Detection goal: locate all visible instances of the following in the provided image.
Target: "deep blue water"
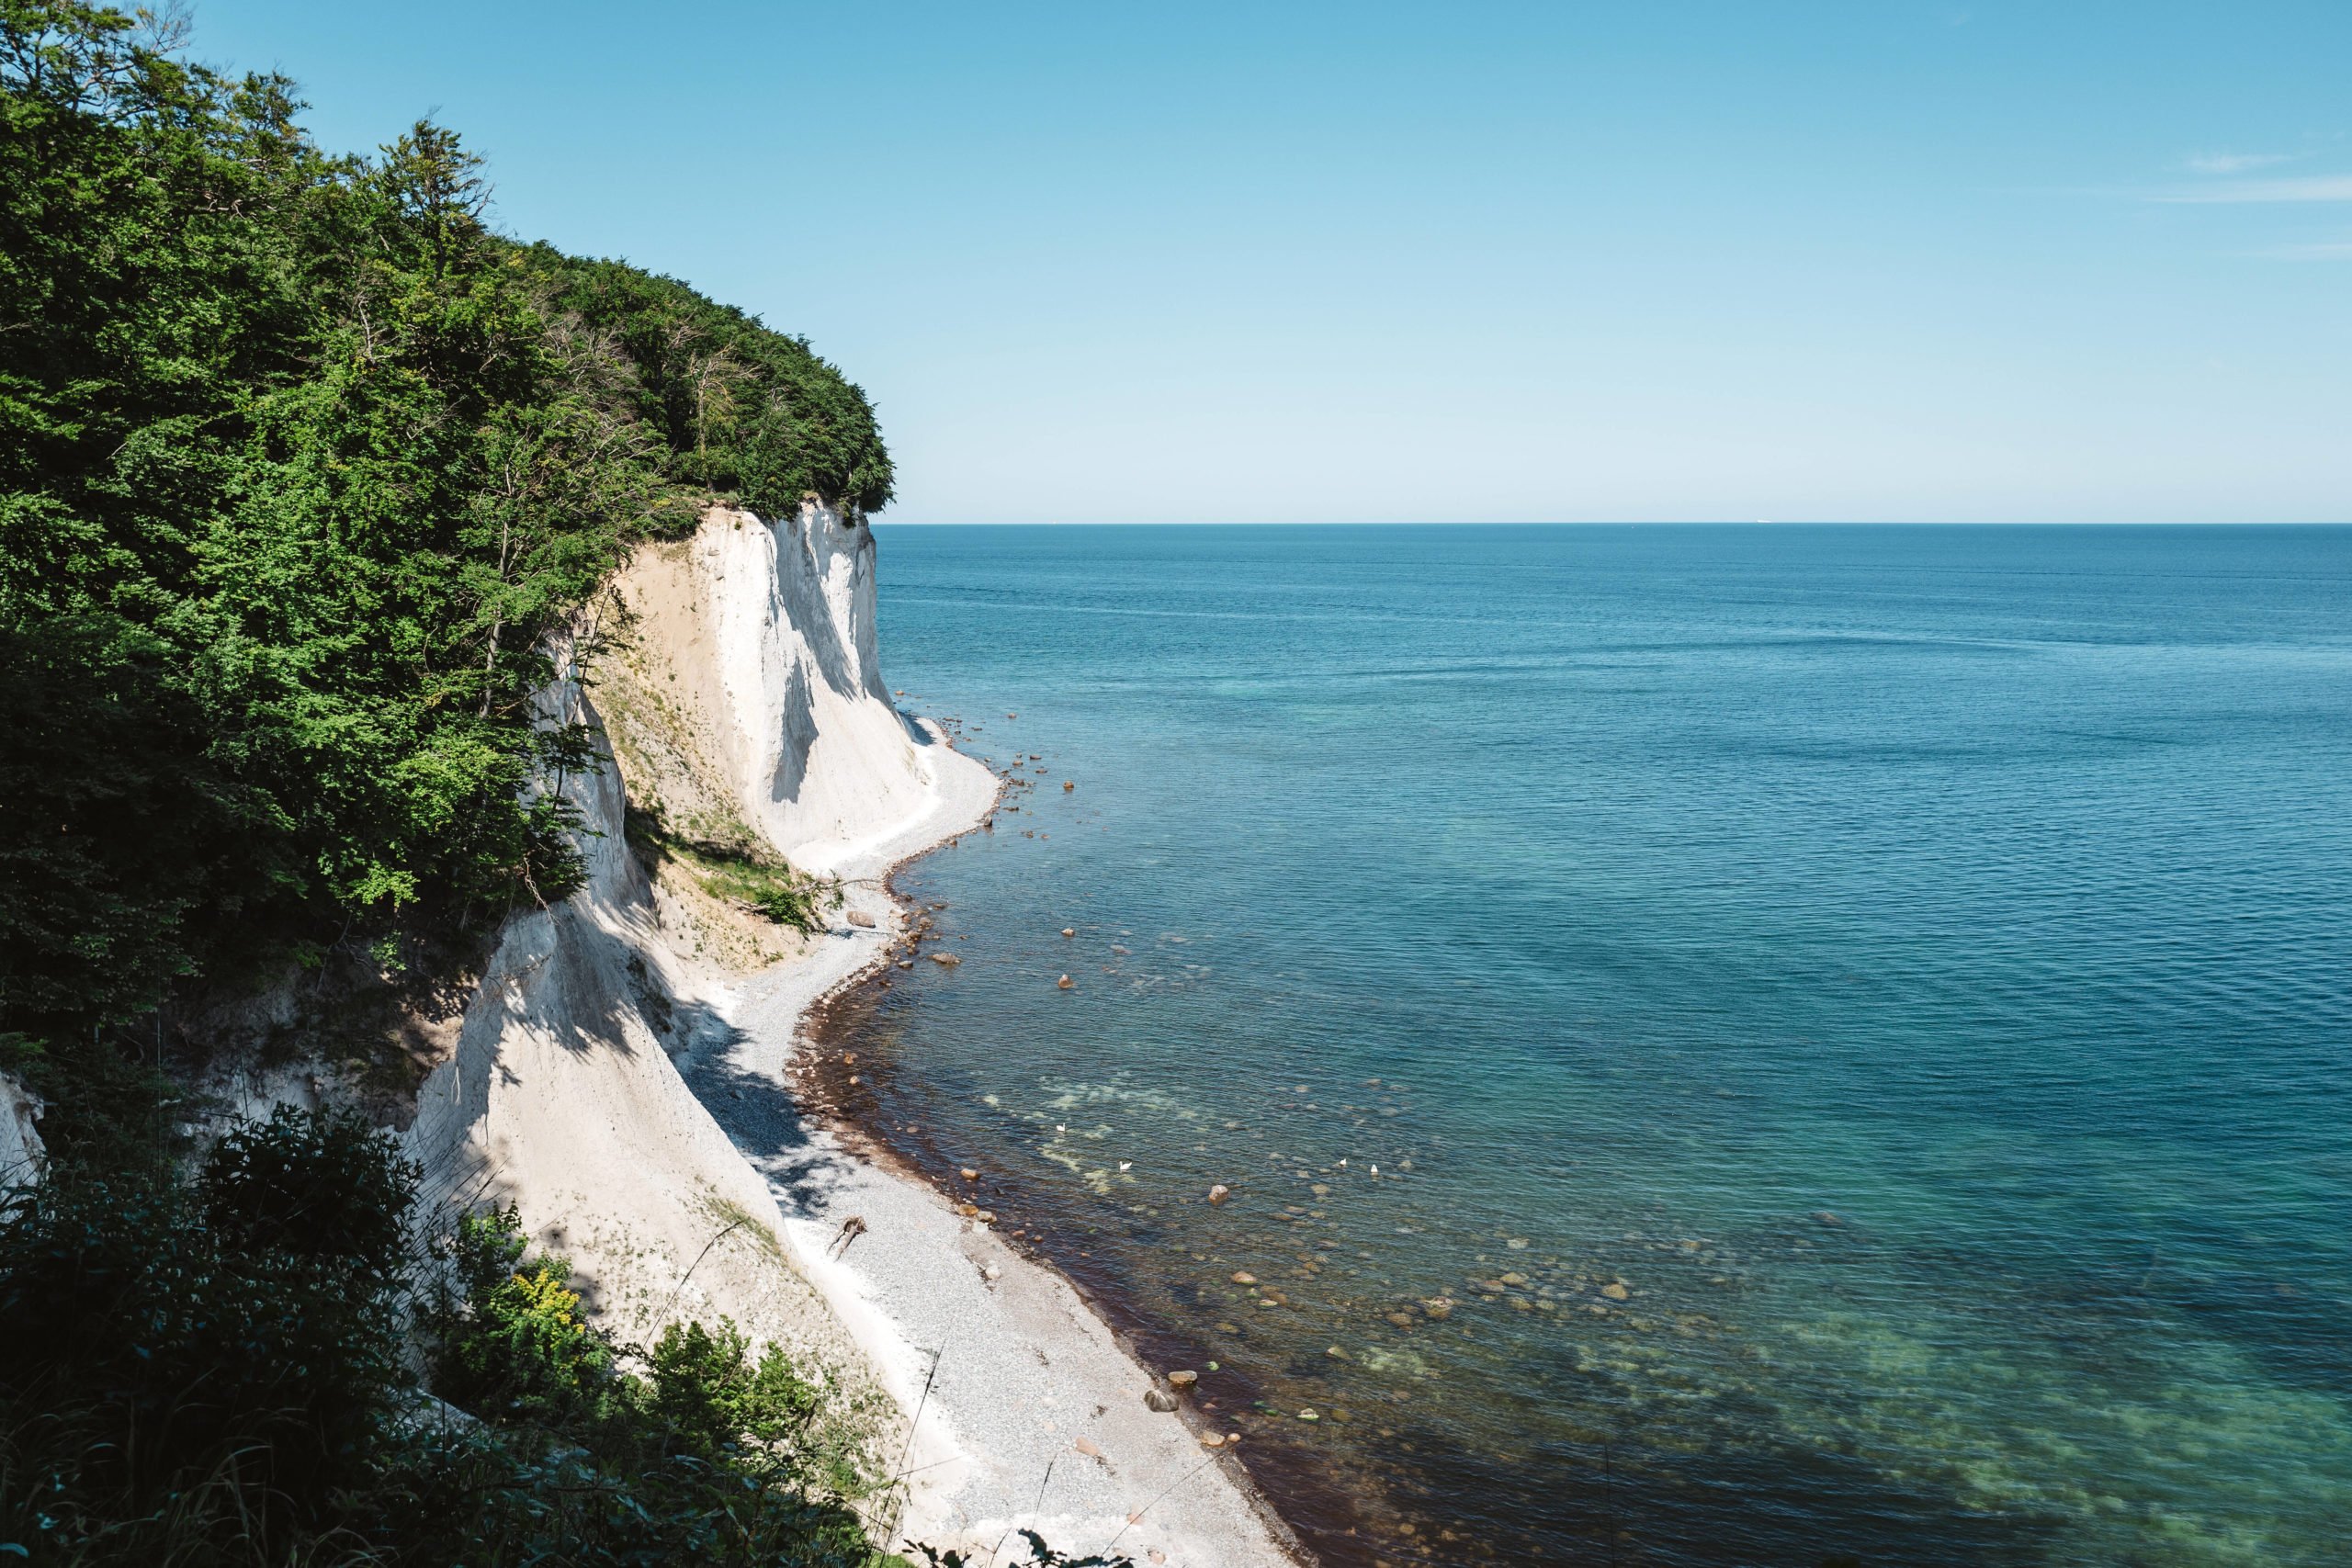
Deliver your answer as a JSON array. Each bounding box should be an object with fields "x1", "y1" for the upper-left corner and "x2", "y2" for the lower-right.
[{"x1": 837, "y1": 525, "x2": 2351, "y2": 1567}]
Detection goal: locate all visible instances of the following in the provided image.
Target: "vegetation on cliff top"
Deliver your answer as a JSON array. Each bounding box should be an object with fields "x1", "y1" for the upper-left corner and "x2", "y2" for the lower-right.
[{"x1": 0, "y1": 0, "x2": 892, "y2": 1082}]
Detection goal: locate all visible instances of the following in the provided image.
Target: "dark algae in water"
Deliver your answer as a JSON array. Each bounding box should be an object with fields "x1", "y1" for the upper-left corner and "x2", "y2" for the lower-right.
[{"x1": 837, "y1": 523, "x2": 2352, "y2": 1566}]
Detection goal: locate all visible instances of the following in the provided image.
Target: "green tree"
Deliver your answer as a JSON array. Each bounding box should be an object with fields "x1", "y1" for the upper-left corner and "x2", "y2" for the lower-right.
[{"x1": 0, "y1": 1, "x2": 892, "y2": 1062}]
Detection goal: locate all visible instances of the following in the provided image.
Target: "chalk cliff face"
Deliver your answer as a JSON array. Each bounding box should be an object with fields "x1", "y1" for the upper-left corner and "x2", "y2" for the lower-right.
[
  {"x1": 695, "y1": 502, "x2": 955, "y2": 872},
  {"x1": 399, "y1": 501, "x2": 993, "y2": 1492}
]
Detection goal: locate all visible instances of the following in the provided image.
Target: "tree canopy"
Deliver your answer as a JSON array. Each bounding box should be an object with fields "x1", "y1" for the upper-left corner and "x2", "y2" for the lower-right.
[{"x1": 0, "y1": 0, "x2": 894, "y2": 1047}]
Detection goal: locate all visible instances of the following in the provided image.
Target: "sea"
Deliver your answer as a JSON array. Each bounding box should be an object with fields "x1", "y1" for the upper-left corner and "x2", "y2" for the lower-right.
[{"x1": 824, "y1": 524, "x2": 2352, "y2": 1567}]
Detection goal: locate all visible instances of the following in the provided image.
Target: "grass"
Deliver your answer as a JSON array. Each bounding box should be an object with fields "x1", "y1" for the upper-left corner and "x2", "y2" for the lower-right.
[{"x1": 625, "y1": 806, "x2": 841, "y2": 934}]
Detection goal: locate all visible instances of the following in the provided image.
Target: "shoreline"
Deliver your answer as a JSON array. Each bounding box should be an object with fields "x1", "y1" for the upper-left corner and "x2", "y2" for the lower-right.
[
  {"x1": 800, "y1": 868, "x2": 1388, "y2": 1568},
  {"x1": 682, "y1": 721, "x2": 1306, "y2": 1567}
]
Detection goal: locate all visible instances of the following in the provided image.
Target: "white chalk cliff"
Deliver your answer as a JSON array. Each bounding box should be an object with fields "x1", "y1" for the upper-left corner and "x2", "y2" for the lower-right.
[
  {"x1": 401, "y1": 501, "x2": 996, "y2": 1517},
  {"x1": 400, "y1": 502, "x2": 1296, "y2": 1565},
  {"x1": 695, "y1": 503, "x2": 961, "y2": 872}
]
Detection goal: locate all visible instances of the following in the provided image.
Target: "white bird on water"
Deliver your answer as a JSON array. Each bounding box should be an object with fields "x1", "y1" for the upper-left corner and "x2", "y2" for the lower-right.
[{"x1": 1118, "y1": 1161, "x2": 1133, "y2": 1172}]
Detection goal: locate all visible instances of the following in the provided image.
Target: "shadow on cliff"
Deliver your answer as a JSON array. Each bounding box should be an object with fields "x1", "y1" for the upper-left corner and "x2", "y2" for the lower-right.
[{"x1": 682, "y1": 1041, "x2": 846, "y2": 1223}]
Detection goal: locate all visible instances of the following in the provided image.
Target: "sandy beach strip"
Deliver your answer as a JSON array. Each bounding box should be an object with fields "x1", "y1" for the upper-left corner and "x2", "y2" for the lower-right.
[{"x1": 682, "y1": 725, "x2": 1306, "y2": 1568}]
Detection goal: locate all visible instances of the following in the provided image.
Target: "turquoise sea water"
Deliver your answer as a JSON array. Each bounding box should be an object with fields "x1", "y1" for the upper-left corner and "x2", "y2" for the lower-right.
[{"x1": 831, "y1": 525, "x2": 2351, "y2": 1567}]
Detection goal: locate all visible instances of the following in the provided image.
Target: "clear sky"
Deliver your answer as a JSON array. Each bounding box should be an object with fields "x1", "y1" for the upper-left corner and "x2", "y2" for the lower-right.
[{"x1": 187, "y1": 1, "x2": 2348, "y2": 523}]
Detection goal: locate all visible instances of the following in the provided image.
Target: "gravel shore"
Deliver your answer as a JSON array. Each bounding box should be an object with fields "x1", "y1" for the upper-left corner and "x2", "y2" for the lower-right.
[{"x1": 684, "y1": 724, "x2": 1303, "y2": 1567}]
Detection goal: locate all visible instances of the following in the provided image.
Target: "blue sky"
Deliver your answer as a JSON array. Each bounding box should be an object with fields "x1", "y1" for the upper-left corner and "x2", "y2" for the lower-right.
[{"x1": 189, "y1": 2, "x2": 2348, "y2": 522}]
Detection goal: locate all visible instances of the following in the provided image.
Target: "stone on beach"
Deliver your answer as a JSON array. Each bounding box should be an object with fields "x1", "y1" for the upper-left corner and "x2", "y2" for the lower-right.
[
  {"x1": 1231, "y1": 1271, "x2": 1258, "y2": 1285},
  {"x1": 1144, "y1": 1387, "x2": 1179, "y2": 1412},
  {"x1": 929, "y1": 952, "x2": 961, "y2": 966},
  {"x1": 1168, "y1": 1369, "x2": 1198, "y2": 1388},
  {"x1": 847, "y1": 909, "x2": 876, "y2": 928},
  {"x1": 1057, "y1": 974, "x2": 1075, "y2": 989},
  {"x1": 1061, "y1": 926, "x2": 1076, "y2": 937},
  {"x1": 1208, "y1": 1183, "x2": 1230, "y2": 1203},
  {"x1": 1601, "y1": 1281, "x2": 1631, "y2": 1301}
]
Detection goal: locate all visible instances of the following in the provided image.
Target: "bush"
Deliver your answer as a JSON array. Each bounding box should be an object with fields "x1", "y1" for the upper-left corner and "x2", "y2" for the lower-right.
[
  {"x1": 429, "y1": 1203, "x2": 619, "y2": 1426},
  {"x1": 0, "y1": 1110, "x2": 893, "y2": 1564},
  {"x1": 0, "y1": 1110, "x2": 415, "y2": 1561}
]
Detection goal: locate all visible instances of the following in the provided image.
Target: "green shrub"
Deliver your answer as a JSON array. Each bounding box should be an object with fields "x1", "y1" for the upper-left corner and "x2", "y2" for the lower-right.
[
  {"x1": 0, "y1": 1110, "x2": 414, "y2": 1562},
  {"x1": 430, "y1": 1203, "x2": 620, "y2": 1426},
  {"x1": 627, "y1": 803, "x2": 842, "y2": 933}
]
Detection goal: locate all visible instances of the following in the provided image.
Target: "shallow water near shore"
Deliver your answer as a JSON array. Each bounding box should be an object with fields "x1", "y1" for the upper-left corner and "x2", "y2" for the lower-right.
[{"x1": 828, "y1": 524, "x2": 2352, "y2": 1567}]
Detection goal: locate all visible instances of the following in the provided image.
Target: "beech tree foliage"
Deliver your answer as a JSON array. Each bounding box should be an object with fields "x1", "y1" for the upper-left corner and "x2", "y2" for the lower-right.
[{"x1": 0, "y1": 1, "x2": 892, "y2": 1043}]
